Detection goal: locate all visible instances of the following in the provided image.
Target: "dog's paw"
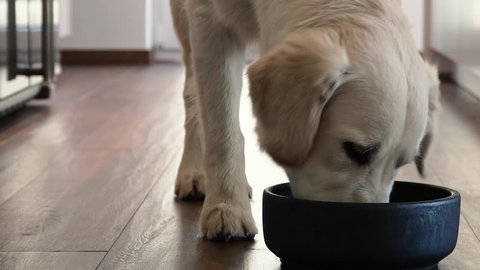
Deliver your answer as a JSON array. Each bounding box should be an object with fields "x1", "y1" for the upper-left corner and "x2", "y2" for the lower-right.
[
  {"x1": 175, "y1": 171, "x2": 205, "y2": 200},
  {"x1": 201, "y1": 201, "x2": 258, "y2": 241}
]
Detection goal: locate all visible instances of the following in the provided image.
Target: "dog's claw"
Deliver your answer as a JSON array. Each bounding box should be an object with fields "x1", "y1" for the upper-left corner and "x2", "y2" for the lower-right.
[
  {"x1": 210, "y1": 232, "x2": 256, "y2": 242},
  {"x1": 175, "y1": 175, "x2": 206, "y2": 201},
  {"x1": 212, "y1": 233, "x2": 233, "y2": 242},
  {"x1": 177, "y1": 191, "x2": 205, "y2": 201},
  {"x1": 201, "y1": 201, "x2": 258, "y2": 241},
  {"x1": 245, "y1": 232, "x2": 255, "y2": 240}
]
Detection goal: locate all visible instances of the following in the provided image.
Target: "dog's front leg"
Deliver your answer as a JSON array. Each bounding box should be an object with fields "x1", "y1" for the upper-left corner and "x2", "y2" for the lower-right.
[{"x1": 188, "y1": 5, "x2": 257, "y2": 240}]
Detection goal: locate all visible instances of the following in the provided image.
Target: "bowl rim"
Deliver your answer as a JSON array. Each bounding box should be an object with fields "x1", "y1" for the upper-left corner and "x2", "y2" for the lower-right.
[{"x1": 264, "y1": 181, "x2": 461, "y2": 207}]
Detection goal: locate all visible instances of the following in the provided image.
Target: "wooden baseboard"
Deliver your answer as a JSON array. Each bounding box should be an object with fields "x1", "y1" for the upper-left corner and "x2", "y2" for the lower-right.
[
  {"x1": 61, "y1": 50, "x2": 152, "y2": 65},
  {"x1": 454, "y1": 65, "x2": 480, "y2": 100},
  {"x1": 426, "y1": 49, "x2": 480, "y2": 100},
  {"x1": 424, "y1": 49, "x2": 456, "y2": 79}
]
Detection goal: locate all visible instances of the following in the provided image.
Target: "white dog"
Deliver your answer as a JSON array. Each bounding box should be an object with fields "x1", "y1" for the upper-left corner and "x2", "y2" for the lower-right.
[{"x1": 170, "y1": 0, "x2": 439, "y2": 240}]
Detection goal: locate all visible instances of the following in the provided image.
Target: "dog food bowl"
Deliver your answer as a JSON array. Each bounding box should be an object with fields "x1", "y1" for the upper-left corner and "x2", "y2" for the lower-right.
[{"x1": 263, "y1": 181, "x2": 461, "y2": 270}]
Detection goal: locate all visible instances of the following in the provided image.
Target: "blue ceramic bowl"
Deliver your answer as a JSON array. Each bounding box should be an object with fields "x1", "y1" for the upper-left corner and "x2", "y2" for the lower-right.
[{"x1": 263, "y1": 181, "x2": 461, "y2": 270}]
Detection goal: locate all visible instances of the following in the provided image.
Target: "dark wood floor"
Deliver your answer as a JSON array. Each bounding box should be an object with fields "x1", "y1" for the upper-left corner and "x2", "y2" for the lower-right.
[{"x1": 0, "y1": 64, "x2": 479, "y2": 270}]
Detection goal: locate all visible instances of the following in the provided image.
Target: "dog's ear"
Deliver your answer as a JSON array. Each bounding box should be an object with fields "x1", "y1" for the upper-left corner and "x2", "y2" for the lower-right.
[
  {"x1": 248, "y1": 30, "x2": 349, "y2": 166},
  {"x1": 415, "y1": 63, "x2": 440, "y2": 177}
]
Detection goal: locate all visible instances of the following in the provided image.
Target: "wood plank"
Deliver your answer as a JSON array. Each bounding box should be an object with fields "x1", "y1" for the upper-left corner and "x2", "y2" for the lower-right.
[
  {"x1": 61, "y1": 50, "x2": 152, "y2": 65},
  {"x1": 439, "y1": 216, "x2": 480, "y2": 270},
  {"x1": 0, "y1": 66, "x2": 132, "y2": 143},
  {"x1": 0, "y1": 107, "x2": 117, "y2": 205},
  {"x1": 0, "y1": 106, "x2": 51, "y2": 142},
  {"x1": 0, "y1": 66, "x2": 158, "y2": 150},
  {"x1": 0, "y1": 66, "x2": 185, "y2": 251},
  {"x1": 77, "y1": 67, "x2": 185, "y2": 151},
  {"x1": 0, "y1": 142, "x2": 58, "y2": 205},
  {"x1": 424, "y1": 84, "x2": 480, "y2": 194},
  {"x1": 96, "y1": 152, "x2": 281, "y2": 270},
  {"x1": 0, "y1": 146, "x2": 178, "y2": 251},
  {"x1": 0, "y1": 252, "x2": 105, "y2": 270},
  {"x1": 0, "y1": 67, "x2": 137, "y2": 205},
  {"x1": 0, "y1": 65, "x2": 182, "y2": 205}
]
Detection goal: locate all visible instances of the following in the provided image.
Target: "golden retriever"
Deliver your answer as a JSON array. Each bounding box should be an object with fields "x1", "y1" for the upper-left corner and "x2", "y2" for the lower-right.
[{"x1": 170, "y1": 0, "x2": 439, "y2": 240}]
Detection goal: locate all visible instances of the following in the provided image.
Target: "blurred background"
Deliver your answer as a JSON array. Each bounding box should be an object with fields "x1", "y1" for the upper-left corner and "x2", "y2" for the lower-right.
[{"x1": 2, "y1": 0, "x2": 480, "y2": 111}]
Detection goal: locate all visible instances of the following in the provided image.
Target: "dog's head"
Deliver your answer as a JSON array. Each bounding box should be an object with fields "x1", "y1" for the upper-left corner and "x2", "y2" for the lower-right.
[{"x1": 248, "y1": 30, "x2": 439, "y2": 202}]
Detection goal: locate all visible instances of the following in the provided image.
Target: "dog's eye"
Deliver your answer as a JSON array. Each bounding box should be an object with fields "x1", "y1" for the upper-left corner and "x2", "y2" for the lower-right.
[{"x1": 343, "y1": 141, "x2": 377, "y2": 166}]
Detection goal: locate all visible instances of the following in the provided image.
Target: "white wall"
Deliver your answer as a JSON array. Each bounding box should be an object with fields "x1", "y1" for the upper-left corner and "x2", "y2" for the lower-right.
[
  {"x1": 402, "y1": 0, "x2": 425, "y2": 51},
  {"x1": 431, "y1": 0, "x2": 480, "y2": 64},
  {"x1": 61, "y1": 0, "x2": 424, "y2": 52},
  {"x1": 431, "y1": 0, "x2": 480, "y2": 98},
  {"x1": 60, "y1": 0, "x2": 152, "y2": 50},
  {"x1": 157, "y1": 0, "x2": 180, "y2": 50},
  {"x1": 57, "y1": 0, "x2": 72, "y2": 38}
]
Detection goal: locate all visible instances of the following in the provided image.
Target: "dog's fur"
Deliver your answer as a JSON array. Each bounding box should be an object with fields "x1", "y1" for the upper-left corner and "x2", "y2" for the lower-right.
[{"x1": 170, "y1": 0, "x2": 439, "y2": 240}]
